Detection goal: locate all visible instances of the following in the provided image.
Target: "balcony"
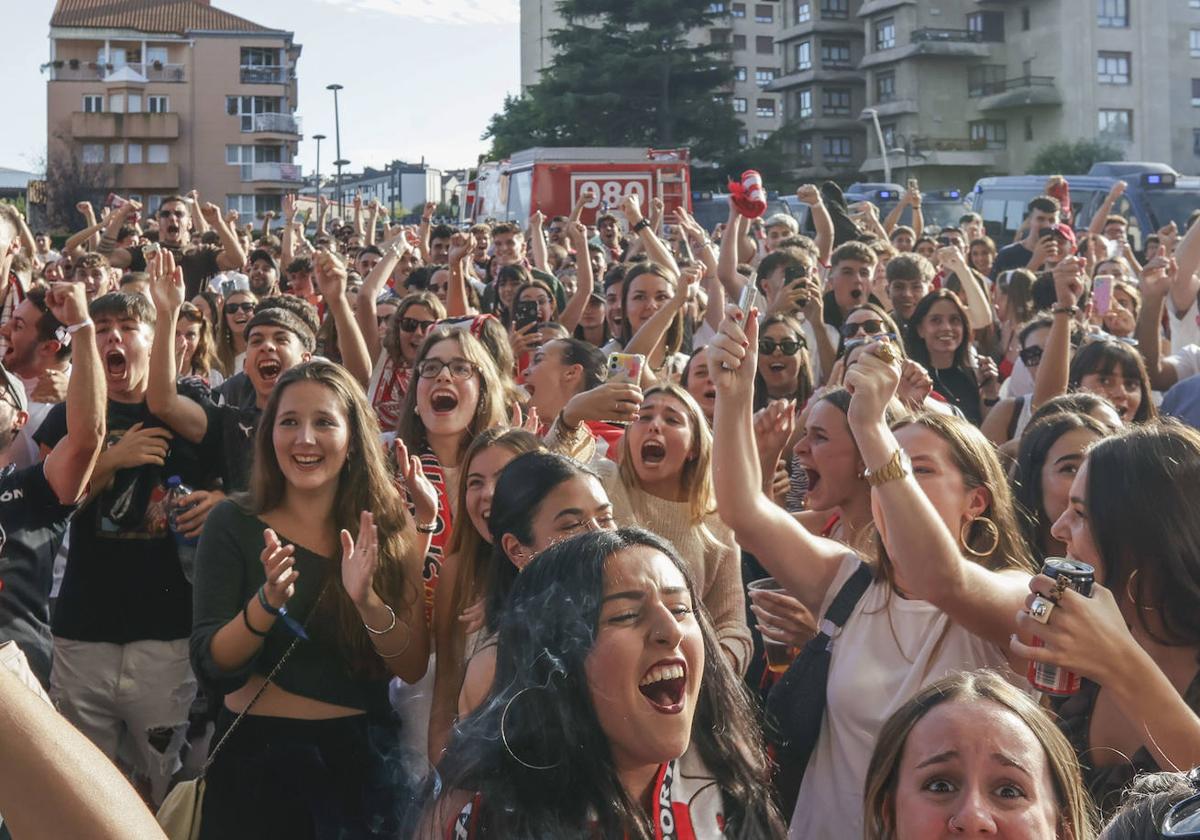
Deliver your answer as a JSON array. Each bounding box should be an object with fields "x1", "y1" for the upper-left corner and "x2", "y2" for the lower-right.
[
  {"x1": 241, "y1": 162, "x2": 303, "y2": 185},
  {"x1": 49, "y1": 62, "x2": 186, "y2": 82},
  {"x1": 912, "y1": 137, "x2": 989, "y2": 153},
  {"x1": 777, "y1": 15, "x2": 864, "y2": 42},
  {"x1": 240, "y1": 65, "x2": 289, "y2": 84},
  {"x1": 71, "y1": 112, "x2": 179, "y2": 140},
  {"x1": 117, "y1": 163, "x2": 180, "y2": 191},
  {"x1": 973, "y1": 75, "x2": 1062, "y2": 110},
  {"x1": 249, "y1": 113, "x2": 302, "y2": 137},
  {"x1": 768, "y1": 63, "x2": 866, "y2": 90}
]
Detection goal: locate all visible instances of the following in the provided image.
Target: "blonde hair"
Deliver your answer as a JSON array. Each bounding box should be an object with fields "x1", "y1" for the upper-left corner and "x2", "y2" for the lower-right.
[{"x1": 864, "y1": 669, "x2": 1097, "y2": 840}]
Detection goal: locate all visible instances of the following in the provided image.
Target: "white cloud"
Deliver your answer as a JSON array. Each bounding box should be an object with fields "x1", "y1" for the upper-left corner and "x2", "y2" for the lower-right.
[{"x1": 317, "y1": 0, "x2": 519, "y2": 25}]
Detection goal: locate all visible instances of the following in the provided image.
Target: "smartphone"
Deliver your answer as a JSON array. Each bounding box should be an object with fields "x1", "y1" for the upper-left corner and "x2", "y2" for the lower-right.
[
  {"x1": 678, "y1": 231, "x2": 694, "y2": 263},
  {"x1": 907, "y1": 177, "x2": 919, "y2": 192},
  {"x1": 1093, "y1": 275, "x2": 1113, "y2": 315},
  {"x1": 738, "y1": 285, "x2": 761, "y2": 316},
  {"x1": 514, "y1": 299, "x2": 540, "y2": 332},
  {"x1": 1038, "y1": 227, "x2": 1057, "y2": 242},
  {"x1": 784, "y1": 265, "x2": 810, "y2": 308},
  {"x1": 607, "y1": 352, "x2": 645, "y2": 385}
]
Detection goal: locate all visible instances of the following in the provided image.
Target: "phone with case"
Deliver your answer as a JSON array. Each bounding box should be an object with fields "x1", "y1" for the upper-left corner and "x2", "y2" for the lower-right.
[{"x1": 607, "y1": 352, "x2": 645, "y2": 385}]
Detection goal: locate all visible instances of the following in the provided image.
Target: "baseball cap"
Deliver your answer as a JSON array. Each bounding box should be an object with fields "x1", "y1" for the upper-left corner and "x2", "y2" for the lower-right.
[
  {"x1": 248, "y1": 249, "x2": 278, "y2": 271},
  {"x1": 1051, "y1": 224, "x2": 1077, "y2": 246}
]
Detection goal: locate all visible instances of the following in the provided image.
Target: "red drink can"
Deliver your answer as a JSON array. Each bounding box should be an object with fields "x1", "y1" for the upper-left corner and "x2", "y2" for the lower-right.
[{"x1": 1026, "y1": 557, "x2": 1095, "y2": 696}]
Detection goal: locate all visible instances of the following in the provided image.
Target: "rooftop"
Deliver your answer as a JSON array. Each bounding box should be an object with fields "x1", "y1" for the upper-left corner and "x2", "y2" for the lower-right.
[{"x1": 50, "y1": 0, "x2": 276, "y2": 36}]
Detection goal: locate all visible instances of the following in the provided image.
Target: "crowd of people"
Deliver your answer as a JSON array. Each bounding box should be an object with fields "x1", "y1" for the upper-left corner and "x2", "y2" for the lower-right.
[{"x1": 0, "y1": 174, "x2": 1199, "y2": 840}]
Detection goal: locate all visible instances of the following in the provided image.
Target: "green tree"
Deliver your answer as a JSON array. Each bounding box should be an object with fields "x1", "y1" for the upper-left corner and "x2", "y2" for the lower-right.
[
  {"x1": 485, "y1": 0, "x2": 741, "y2": 161},
  {"x1": 1027, "y1": 140, "x2": 1124, "y2": 176}
]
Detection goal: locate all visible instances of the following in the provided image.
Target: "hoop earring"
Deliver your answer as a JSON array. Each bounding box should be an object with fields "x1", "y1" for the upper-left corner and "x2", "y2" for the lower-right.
[
  {"x1": 500, "y1": 687, "x2": 562, "y2": 771},
  {"x1": 960, "y1": 516, "x2": 1000, "y2": 558},
  {"x1": 1125, "y1": 568, "x2": 1157, "y2": 612}
]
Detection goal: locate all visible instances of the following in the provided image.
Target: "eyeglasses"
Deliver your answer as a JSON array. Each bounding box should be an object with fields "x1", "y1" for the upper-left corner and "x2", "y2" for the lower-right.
[
  {"x1": 1018, "y1": 346, "x2": 1044, "y2": 367},
  {"x1": 758, "y1": 337, "x2": 804, "y2": 355},
  {"x1": 225, "y1": 302, "x2": 255, "y2": 315},
  {"x1": 842, "y1": 319, "x2": 885, "y2": 339},
  {"x1": 400, "y1": 317, "x2": 436, "y2": 333},
  {"x1": 416, "y1": 358, "x2": 478, "y2": 380},
  {"x1": 1162, "y1": 767, "x2": 1200, "y2": 838}
]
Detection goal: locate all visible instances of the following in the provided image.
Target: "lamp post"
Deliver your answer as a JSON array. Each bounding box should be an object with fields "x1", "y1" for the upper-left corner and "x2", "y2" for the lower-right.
[
  {"x1": 861, "y1": 108, "x2": 891, "y2": 184},
  {"x1": 326, "y1": 83, "x2": 345, "y2": 218},
  {"x1": 312, "y1": 133, "x2": 326, "y2": 203}
]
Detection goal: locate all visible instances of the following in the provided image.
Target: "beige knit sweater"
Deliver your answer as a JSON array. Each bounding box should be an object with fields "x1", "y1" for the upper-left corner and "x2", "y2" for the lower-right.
[{"x1": 596, "y1": 460, "x2": 752, "y2": 675}]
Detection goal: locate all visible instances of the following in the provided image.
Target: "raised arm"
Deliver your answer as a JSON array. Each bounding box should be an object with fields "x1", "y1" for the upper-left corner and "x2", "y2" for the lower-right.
[
  {"x1": 188, "y1": 190, "x2": 209, "y2": 235},
  {"x1": 938, "y1": 247, "x2": 993, "y2": 331},
  {"x1": 528, "y1": 210, "x2": 549, "y2": 273},
  {"x1": 796, "y1": 184, "x2": 833, "y2": 264},
  {"x1": 558, "y1": 221, "x2": 593, "y2": 332},
  {"x1": 708, "y1": 306, "x2": 846, "y2": 614},
  {"x1": 202, "y1": 202, "x2": 249, "y2": 272},
  {"x1": 352, "y1": 193, "x2": 364, "y2": 240},
  {"x1": 366, "y1": 199, "x2": 381, "y2": 247},
  {"x1": 624, "y1": 267, "x2": 694, "y2": 368},
  {"x1": 1031, "y1": 257, "x2": 1085, "y2": 410},
  {"x1": 845, "y1": 347, "x2": 1031, "y2": 652},
  {"x1": 315, "y1": 250, "x2": 371, "y2": 389},
  {"x1": 62, "y1": 204, "x2": 106, "y2": 258},
  {"x1": 882, "y1": 190, "x2": 910, "y2": 235},
  {"x1": 1087, "y1": 180, "x2": 1126, "y2": 238},
  {"x1": 909, "y1": 185, "x2": 925, "y2": 240},
  {"x1": 620, "y1": 193, "x2": 679, "y2": 277},
  {"x1": 568, "y1": 188, "x2": 593, "y2": 225},
  {"x1": 316, "y1": 195, "x2": 329, "y2": 237},
  {"x1": 259, "y1": 210, "x2": 275, "y2": 242},
  {"x1": 40, "y1": 283, "x2": 104, "y2": 505},
  {"x1": 146, "y1": 250, "x2": 209, "y2": 443},
  {"x1": 417, "y1": 202, "x2": 435, "y2": 264},
  {"x1": 1170, "y1": 211, "x2": 1200, "y2": 317},
  {"x1": 96, "y1": 200, "x2": 141, "y2": 269},
  {"x1": 280, "y1": 194, "x2": 297, "y2": 267},
  {"x1": 717, "y1": 199, "x2": 750, "y2": 298},
  {"x1": 1136, "y1": 256, "x2": 1180, "y2": 390},
  {"x1": 444, "y1": 232, "x2": 474, "y2": 319}
]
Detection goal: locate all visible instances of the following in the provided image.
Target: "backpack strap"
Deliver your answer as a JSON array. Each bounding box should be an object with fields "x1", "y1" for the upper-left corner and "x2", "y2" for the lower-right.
[{"x1": 817, "y1": 560, "x2": 873, "y2": 638}]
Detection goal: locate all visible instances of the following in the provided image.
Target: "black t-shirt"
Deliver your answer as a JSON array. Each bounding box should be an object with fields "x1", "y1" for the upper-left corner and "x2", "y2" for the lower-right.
[
  {"x1": 35, "y1": 398, "x2": 205, "y2": 643},
  {"x1": 931, "y1": 365, "x2": 983, "y2": 426},
  {"x1": 201, "y1": 399, "x2": 261, "y2": 494},
  {"x1": 991, "y1": 242, "x2": 1034, "y2": 279},
  {"x1": 0, "y1": 463, "x2": 75, "y2": 686},
  {"x1": 127, "y1": 244, "x2": 222, "y2": 299}
]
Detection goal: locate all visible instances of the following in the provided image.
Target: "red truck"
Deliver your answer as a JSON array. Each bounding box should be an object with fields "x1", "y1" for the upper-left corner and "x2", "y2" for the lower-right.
[{"x1": 465, "y1": 147, "x2": 692, "y2": 226}]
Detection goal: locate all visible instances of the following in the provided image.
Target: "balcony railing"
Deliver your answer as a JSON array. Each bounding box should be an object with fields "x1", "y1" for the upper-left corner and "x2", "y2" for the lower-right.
[
  {"x1": 911, "y1": 28, "x2": 985, "y2": 43},
  {"x1": 49, "y1": 62, "x2": 186, "y2": 82},
  {"x1": 241, "y1": 163, "x2": 302, "y2": 183},
  {"x1": 911, "y1": 136, "x2": 989, "y2": 152},
  {"x1": 250, "y1": 113, "x2": 302, "y2": 135},
  {"x1": 968, "y1": 75, "x2": 1056, "y2": 97},
  {"x1": 240, "y1": 65, "x2": 289, "y2": 84}
]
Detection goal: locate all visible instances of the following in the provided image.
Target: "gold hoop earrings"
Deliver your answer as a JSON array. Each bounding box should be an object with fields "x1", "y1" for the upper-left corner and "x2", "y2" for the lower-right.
[{"x1": 960, "y1": 515, "x2": 1000, "y2": 558}]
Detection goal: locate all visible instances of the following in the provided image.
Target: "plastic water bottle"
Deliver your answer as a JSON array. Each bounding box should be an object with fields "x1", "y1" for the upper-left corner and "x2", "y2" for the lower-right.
[{"x1": 165, "y1": 475, "x2": 199, "y2": 583}]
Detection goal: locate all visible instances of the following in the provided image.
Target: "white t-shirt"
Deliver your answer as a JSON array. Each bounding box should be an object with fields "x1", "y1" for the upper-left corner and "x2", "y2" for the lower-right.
[
  {"x1": 1169, "y1": 298, "x2": 1200, "y2": 356},
  {"x1": 1168, "y1": 344, "x2": 1200, "y2": 382},
  {"x1": 788, "y1": 555, "x2": 1014, "y2": 839}
]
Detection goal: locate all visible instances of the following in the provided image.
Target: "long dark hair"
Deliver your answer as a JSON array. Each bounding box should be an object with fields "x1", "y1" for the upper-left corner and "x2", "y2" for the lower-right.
[
  {"x1": 482, "y1": 451, "x2": 602, "y2": 633},
  {"x1": 1011, "y1": 412, "x2": 1111, "y2": 559},
  {"x1": 1068, "y1": 338, "x2": 1157, "y2": 424},
  {"x1": 423, "y1": 528, "x2": 784, "y2": 839},
  {"x1": 244, "y1": 360, "x2": 419, "y2": 677},
  {"x1": 903, "y1": 289, "x2": 971, "y2": 372},
  {"x1": 1085, "y1": 422, "x2": 1200, "y2": 646}
]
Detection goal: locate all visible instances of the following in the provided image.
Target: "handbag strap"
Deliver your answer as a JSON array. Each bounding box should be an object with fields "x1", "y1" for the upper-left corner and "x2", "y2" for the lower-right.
[
  {"x1": 815, "y1": 560, "x2": 873, "y2": 640},
  {"x1": 199, "y1": 583, "x2": 328, "y2": 777}
]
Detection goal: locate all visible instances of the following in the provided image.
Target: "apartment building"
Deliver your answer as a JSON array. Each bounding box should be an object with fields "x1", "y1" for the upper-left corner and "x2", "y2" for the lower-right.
[
  {"x1": 518, "y1": 0, "x2": 783, "y2": 150},
  {"x1": 771, "y1": 0, "x2": 1198, "y2": 188},
  {"x1": 46, "y1": 0, "x2": 302, "y2": 219},
  {"x1": 323, "y1": 161, "x2": 446, "y2": 217}
]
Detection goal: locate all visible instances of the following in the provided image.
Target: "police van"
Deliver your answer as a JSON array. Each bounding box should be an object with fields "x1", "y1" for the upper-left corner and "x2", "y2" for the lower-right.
[{"x1": 778, "y1": 182, "x2": 970, "y2": 237}]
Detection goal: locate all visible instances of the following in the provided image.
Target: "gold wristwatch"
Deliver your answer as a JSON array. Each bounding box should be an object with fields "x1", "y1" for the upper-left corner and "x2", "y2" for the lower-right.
[{"x1": 861, "y1": 448, "x2": 912, "y2": 487}]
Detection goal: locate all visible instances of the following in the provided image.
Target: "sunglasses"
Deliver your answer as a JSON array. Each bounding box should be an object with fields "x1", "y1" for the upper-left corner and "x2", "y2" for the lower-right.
[
  {"x1": 1018, "y1": 346, "x2": 1044, "y2": 367},
  {"x1": 758, "y1": 337, "x2": 804, "y2": 355},
  {"x1": 224, "y1": 302, "x2": 255, "y2": 315},
  {"x1": 400, "y1": 317, "x2": 436, "y2": 333},
  {"x1": 842, "y1": 318, "x2": 885, "y2": 339},
  {"x1": 416, "y1": 358, "x2": 478, "y2": 380},
  {"x1": 159, "y1": 210, "x2": 186, "y2": 219},
  {"x1": 1162, "y1": 767, "x2": 1200, "y2": 837}
]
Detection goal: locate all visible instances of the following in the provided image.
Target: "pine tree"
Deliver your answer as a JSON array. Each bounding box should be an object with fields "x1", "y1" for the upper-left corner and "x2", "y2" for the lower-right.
[{"x1": 485, "y1": 0, "x2": 741, "y2": 161}]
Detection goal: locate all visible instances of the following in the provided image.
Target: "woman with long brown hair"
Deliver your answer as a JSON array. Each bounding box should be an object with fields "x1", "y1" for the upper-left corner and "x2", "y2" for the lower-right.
[
  {"x1": 176, "y1": 300, "x2": 222, "y2": 385},
  {"x1": 190, "y1": 360, "x2": 431, "y2": 838}
]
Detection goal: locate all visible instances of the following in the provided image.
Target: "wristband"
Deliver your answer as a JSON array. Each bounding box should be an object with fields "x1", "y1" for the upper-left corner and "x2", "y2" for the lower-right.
[
  {"x1": 257, "y1": 584, "x2": 281, "y2": 616},
  {"x1": 1052, "y1": 305, "x2": 1078, "y2": 316},
  {"x1": 65, "y1": 318, "x2": 93, "y2": 334},
  {"x1": 415, "y1": 519, "x2": 438, "y2": 534},
  {"x1": 242, "y1": 602, "x2": 269, "y2": 637},
  {"x1": 632, "y1": 219, "x2": 651, "y2": 233},
  {"x1": 982, "y1": 396, "x2": 1000, "y2": 407}
]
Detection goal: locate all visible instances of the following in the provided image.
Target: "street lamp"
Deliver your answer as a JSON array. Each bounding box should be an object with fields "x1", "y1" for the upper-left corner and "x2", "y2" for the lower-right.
[
  {"x1": 312, "y1": 133, "x2": 326, "y2": 202},
  {"x1": 860, "y1": 108, "x2": 892, "y2": 184},
  {"x1": 326, "y1": 83, "x2": 345, "y2": 218}
]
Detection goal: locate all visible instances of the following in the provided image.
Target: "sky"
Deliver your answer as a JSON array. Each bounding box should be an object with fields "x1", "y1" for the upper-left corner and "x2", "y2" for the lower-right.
[{"x1": 3, "y1": 0, "x2": 521, "y2": 176}]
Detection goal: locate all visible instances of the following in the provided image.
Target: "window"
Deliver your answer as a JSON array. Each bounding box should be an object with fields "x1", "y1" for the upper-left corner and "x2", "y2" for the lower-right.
[
  {"x1": 108, "y1": 93, "x2": 125, "y2": 114},
  {"x1": 876, "y1": 70, "x2": 895, "y2": 102},
  {"x1": 1098, "y1": 0, "x2": 1128, "y2": 27},
  {"x1": 968, "y1": 64, "x2": 1006, "y2": 96},
  {"x1": 970, "y1": 120, "x2": 1007, "y2": 149},
  {"x1": 968, "y1": 11, "x2": 1005, "y2": 41},
  {"x1": 821, "y1": 40, "x2": 852, "y2": 68},
  {"x1": 734, "y1": 66, "x2": 748, "y2": 82},
  {"x1": 96, "y1": 47, "x2": 127, "y2": 67},
  {"x1": 1098, "y1": 108, "x2": 1133, "y2": 141},
  {"x1": 755, "y1": 68, "x2": 777, "y2": 87},
  {"x1": 108, "y1": 144, "x2": 124, "y2": 164},
  {"x1": 226, "y1": 95, "x2": 283, "y2": 131},
  {"x1": 82, "y1": 95, "x2": 103, "y2": 113},
  {"x1": 738, "y1": 131, "x2": 750, "y2": 147},
  {"x1": 1193, "y1": 79, "x2": 1200, "y2": 106},
  {"x1": 875, "y1": 18, "x2": 896, "y2": 51},
  {"x1": 795, "y1": 41, "x2": 812, "y2": 70},
  {"x1": 240, "y1": 47, "x2": 281, "y2": 67},
  {"x1": 756, "y1": 36, "x2": 774, "y2": 54},
  {"x1": 796, "y1": 88, "x2": 813, "y2": 117},
  {"x1": 708, "y1": 2, "x2": 727, "y2": 10},
  {"x1": 127, "y1": 144, "x2": 143, "y2": 164},
  {"x1": 733, "y1": 97, "x2": 748, "y2": 113},
  {"x1": 1025, "y1": 115, "x2": 1034, "y2": 141},
  {"x1": 756, "y1": 98, "x2": 777, "y2": 118},
  {"x1": 147, "y1": 95, "x2": 169, "y2": 113},
  {"x1": 881, "y1": 123, "x2": 897, "y2": 151},
  {"x1": 756, "y1": 130, "x2": 772, "y2": 144},
  {"x1": 146, "y1": 46, "x2": 168, "y2": 65},
  {"x1": 798, "y1": 138, "x2": 813, "y2": 164},
  {"x1": 1097, "y1": 52, "x2": 1130, "y2": 84},
  {"x1": 1021, "y1": 6, "x2": 1031, "y2": 30},
  {"x1": 820, "y1": 0, "x2": 848, "y2": 19},
  {"x1": 82, "y1": 144, "x2": 104, "y2": 164},
  {"x1": 226, "y1": 145, "x2": 283, "y2": 165},
  {"x1": 732, "y1": 3, "x2": 746, "y2": 16},
  {"x1": 822, "y1": 87, "x2": 851, "y2": 115},
  {"x1": 148, "y1": 144, "x2": 169, "y2": 164},
  {"x1": 755, "y1": 4, "x2": 774, "y2": 23},
  {"x1": 733, "y1": 34, "x2": 747, "y2": 50},
  {"x1": 823, "y1": 136, "x2": 852, "y2": 163},
  {"x1": 795, "y1": 1, "x2": 811, "y2": 23},
  {"x1": 1192, "y1": 29, "x2": 1200, "y2": 57},
  {"x1": 127, "y1": 94, "x2": 142, "y2": 114}
]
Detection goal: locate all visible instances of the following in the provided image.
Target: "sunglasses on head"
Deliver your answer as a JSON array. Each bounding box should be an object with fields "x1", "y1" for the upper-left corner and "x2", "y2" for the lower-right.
[
  {"x1": 842, "y1": 318, "x2": 885, "y2": 339},
  {"x1": 1018, "y1": 345, "x2": 1044, "y2": 367},
  {"x1": 759, "y1": 337, "x2": 804, "y2": 355},
  {"x1": 400, "y1": 317, "x2": 436, "y2": 333},
  {"x1": 224, "y1": 302, "x2": 255, "y2": 315}
]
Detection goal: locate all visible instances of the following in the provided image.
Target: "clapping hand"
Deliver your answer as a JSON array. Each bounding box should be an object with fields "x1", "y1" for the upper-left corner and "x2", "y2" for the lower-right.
[
  {"x1": 146, "y1": 247, "x2": 185, "y2": 314},
  {"x1": 339, "y1": 511, "x2": 378, "y2": 609}
]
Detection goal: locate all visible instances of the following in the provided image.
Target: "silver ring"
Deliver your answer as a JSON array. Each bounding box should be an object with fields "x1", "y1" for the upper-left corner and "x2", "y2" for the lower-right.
[{"x1": 1029, "y1": 595, "x2": 1055, "y2": 625}]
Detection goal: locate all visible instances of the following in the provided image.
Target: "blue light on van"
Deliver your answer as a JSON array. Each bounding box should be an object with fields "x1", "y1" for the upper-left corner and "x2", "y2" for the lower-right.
[
  {"x1": 943, "y1": 190, "x2": 961, "y2": 199},
  {"x1": 1147, "y1": 175, "x2": 1163, "y2": 184},
  {"x1": 877, "y1": 190, "x2": 898, "y2": 200}
]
